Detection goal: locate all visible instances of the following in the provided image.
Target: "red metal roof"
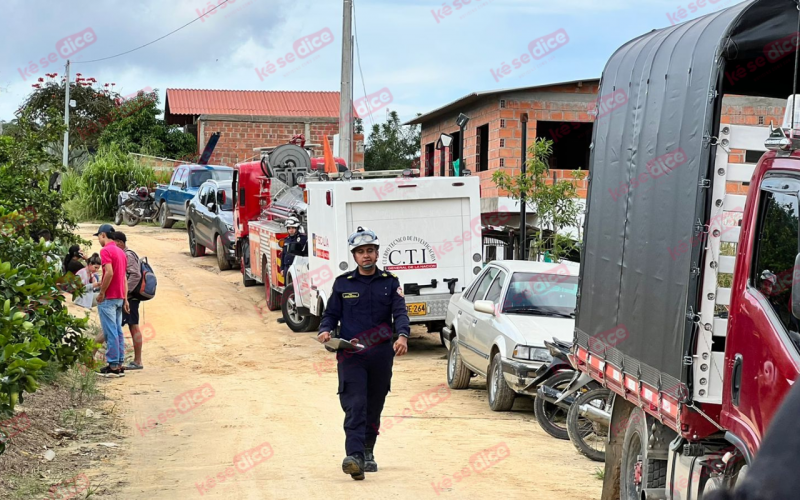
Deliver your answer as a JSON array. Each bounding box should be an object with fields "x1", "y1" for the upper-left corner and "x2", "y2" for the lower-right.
[{"x1": 165, "y1": 89, "x2": 341, "y2": 118}]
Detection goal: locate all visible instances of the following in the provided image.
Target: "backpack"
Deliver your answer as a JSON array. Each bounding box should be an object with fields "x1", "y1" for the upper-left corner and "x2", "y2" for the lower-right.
[{"x1": 129, "y1": 251, "x2": 157, "y2": 301}]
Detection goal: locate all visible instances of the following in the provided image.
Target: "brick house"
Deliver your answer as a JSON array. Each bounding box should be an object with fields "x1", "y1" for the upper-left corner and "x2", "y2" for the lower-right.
[
  {"x1": 408, "y1": 79, "x2": 785, "y2": 258},
  {"x1": 164, "y1": 89, "x2": 364, "y2": 168}
]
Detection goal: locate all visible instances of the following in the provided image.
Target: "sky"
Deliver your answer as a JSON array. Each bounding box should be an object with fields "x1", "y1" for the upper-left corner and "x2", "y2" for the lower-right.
[{"x1": 0, "y1": 0, "x2": 741, "y2": 127}]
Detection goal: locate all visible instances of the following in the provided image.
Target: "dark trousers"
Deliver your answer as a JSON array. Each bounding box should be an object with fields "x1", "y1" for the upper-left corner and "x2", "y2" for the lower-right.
[{"x1": 337, "y1": 341, "x2": 394, "y2": 456}]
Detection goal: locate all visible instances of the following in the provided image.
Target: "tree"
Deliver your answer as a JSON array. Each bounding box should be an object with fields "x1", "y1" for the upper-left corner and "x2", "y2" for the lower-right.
[
  {"x1": 15, "y1": 73, "x2": 117, "y2": 166},
  {"x1": 492, "y1": 138, "x2": 585, "y2": 262},
  {"x1": 363, "y1": 111, "x2": 420, "y2": 171},
  {"x1": 97, "y1": 90, "x2": 197, "y2": 160}
]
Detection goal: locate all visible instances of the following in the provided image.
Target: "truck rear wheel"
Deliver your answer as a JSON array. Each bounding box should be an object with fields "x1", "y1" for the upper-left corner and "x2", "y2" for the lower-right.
[
  {"x1": 263, "y1": 263, "x2": 282, "y2": 311},
  {"x1": 240, "y1": 240, "x2": 257, "y2": 287},
  {"x1": 282, "y1": 283, "x2": 312, "y2": 332},
  {"x1": 620, "y1": 407, "x2": 667, "y2": 500},
  {"x1": 159, "y1": 202, "x2": 175, "y2": 229}
]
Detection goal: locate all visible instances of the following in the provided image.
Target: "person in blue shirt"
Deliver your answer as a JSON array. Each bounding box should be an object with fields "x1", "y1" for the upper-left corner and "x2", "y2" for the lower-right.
[
  {"x1": 280, "y1": 217, "x2": 307, "y2": 277},
  {"x1": 317, "y1": 226, "x2": 410, "y2": 481}
]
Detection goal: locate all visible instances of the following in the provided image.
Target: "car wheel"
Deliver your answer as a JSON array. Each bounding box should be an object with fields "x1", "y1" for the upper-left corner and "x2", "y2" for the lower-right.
[
  {"x1": 188, "y1": 223, "x2": 205, "y2": 257},
  {"x1": 447, "y1": 338, "x2": 471, "y2": 390},
  {"x1": 533, "y1": 371, "x2": 574, "y2": 440},
  {"x1": 216, "y1": 234, "x2": 232, "y2": 271},
  {"x1": 487, "y1": 352, "x2": 516, "y2": 411},
  {"x1": 281, "y1": 283, "x2": 311, "y2": 332},
  {"x1": 159, "y1": 202, "x2": 175, "y2": 229}
]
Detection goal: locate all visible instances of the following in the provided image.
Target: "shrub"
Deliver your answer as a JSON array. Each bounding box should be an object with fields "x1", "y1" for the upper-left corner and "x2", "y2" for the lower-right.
[
  {"x1": 78, "y1": 145, "x2": 156, "y2": 219},
  {"x1": 0, "y1": 208, "x2": 93, "y2": 451}
]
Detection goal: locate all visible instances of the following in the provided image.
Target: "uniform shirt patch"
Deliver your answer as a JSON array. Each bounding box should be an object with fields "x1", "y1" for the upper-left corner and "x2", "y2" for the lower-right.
[
  {"x1": 396, "y1": 287, "x2": 404, "y2": 298},
  {"x1": 342, "y1": 292, "x2": 360, "y2": 299}
]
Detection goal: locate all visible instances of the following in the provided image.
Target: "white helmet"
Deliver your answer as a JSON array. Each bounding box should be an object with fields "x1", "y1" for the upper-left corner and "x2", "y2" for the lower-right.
[
  {"x1": 285, "y1": 217, "x2": 300, "y2": 229},
  {"x1": 348, "y1": 226, "x2": 379, "y2": 251}
]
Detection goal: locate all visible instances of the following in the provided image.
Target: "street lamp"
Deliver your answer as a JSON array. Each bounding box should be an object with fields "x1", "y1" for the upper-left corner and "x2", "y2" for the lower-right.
[
  {"x1": 436, "y1": 133, "x2": 453, "y2": 177},
  {"x1": 456, "y1": 113, "x2": 470, "y2": 176}
]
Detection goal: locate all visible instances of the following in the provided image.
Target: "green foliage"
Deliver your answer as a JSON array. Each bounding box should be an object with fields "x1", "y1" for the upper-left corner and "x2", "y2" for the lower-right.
[
  {"x1": 0, "y1": 124, "x2": 81, "y2": 245},
  {"x1": 74, "y1": 146, "x2": 157, "y2": 219},
  {"x1": 15, "y1": 74, "x2": 117, "y2": 162},
  {"x1": 97, "y1": 90, "x2": 197, "y2": 160},
  {"x1": 363, "y1": 111, "x2": 420, "y2": 171},
  {"x1": 0, "y1": 209, "x2": 93, "y2": 424},
  {"x1": 492, "y1": 138, "x2": 585, "y2": 262}
]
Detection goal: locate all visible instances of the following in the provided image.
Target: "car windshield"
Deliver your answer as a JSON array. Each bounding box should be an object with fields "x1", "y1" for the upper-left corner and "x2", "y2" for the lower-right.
[
  {"x1": 502, "y1": 272, "x2": 578, "y2": 318},
  {"x1": 219, "y1": 187, "x2": 233, "y2": 211},
  {"x1": 190, "y1": 169, "x2": 232, "y2": 188}
]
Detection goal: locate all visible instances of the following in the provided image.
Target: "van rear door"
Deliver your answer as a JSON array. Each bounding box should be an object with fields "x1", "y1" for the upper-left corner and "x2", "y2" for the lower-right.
[{"x1": 347, "y1": 197, "x2": 476, "y2": 299}]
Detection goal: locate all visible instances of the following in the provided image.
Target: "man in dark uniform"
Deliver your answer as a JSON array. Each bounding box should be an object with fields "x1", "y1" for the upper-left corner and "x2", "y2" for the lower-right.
[
  {"x1": 280, "y1": 217, "x2": 307, "y2": 277},
  {"x1": 317, "y1": 226, "x2": 410, "y2": 481}
]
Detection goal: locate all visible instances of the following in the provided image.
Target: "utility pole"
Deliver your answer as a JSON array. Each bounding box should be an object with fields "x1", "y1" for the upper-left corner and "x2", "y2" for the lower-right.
[
  {"x1": 519, "y1": 113, "x2": 528, "y2": 260},
  {"x1": 62, "y1": 59, "x2": 70, "y2": 167},
  {"x1": 338, "y1": 0, "x2": 353, "y2": 168}
]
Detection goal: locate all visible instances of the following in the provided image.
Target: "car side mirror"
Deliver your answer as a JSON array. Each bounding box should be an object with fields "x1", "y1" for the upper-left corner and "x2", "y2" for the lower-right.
[
  {"x1": 217, "y1": 190, "x2": 226, "y2": 205},
  {"x1": 792, "y1": 253, "x2": 800, "y2": 319},
  {"x1": 206, "y1": 202, "x2": 217, "y2": 212},
  {"x1": 474, "y1": 299, "x2": 496, "y2": 315}
]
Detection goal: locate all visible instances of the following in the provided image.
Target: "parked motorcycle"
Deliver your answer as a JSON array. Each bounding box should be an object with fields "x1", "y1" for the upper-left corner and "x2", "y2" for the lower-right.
[
  {"x1": 530, "y1": 338, "x2": 579, "y2": 440},
  {"x1": 566, "y1": 386, "x2": 612, "y2": 462},
  {"x1": 532, "y1": 339, "x2": 602, "y2": 440},
  {"x1": 115, "y1": 186, "x2": 159, "y2": 227}
]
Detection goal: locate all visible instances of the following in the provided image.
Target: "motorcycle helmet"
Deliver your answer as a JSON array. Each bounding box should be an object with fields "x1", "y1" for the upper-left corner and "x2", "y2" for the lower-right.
[{"x1": 137, "y1": 187, "x2": 149, "y2": 199}]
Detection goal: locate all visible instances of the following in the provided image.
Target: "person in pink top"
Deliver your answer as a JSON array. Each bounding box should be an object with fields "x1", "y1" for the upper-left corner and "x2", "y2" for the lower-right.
[{"x1": 94, "y1": 224, "x2": 129, "y2": 378}]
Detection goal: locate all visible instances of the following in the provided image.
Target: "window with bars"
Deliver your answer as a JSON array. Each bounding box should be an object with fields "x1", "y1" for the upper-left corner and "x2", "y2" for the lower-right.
[
  {"x1": 500, "y1": 139, "x2": 505, "y2": 148},
  {"x1": 758, "y1": 116, "x2": 765, "y2": 125},
  {"x1": 500, "y1": 99, "x2": 506, "y2": 109},
  {"x1": 500, "y1": 159, "x2": 505, "y2": 167},
  {"x1": 500, "y1": 119, "x2": 505, "y2": 128}
]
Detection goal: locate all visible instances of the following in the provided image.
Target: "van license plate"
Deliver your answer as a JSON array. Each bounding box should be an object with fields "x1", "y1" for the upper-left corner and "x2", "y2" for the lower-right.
[{"x1": 406, "y1": 303, "x2": 426, "y2": 316}]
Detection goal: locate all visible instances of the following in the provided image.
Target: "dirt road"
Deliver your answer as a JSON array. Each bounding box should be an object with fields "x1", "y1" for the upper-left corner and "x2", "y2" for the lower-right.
[{"x1": 79, "y1": 223, "x2": 602, "y2": 500}]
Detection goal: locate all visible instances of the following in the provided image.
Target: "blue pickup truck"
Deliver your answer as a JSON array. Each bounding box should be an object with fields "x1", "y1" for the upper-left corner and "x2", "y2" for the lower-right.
[{"x1": 155, "y1": 164, "x2": 233, "y2": 228}]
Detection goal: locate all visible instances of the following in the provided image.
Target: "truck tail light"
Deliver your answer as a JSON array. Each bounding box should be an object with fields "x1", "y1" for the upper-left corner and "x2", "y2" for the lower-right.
[
  {"x1": 326, "y1": 191, "x2": 332, "y2": 206},
  {"x1": 304, "y1": 190, "x2": 308, "y2": 204}
]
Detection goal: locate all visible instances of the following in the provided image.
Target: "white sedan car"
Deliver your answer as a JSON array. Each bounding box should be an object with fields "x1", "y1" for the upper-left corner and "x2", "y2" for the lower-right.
[{"x1": 442, "y1": 260, "x2": 579, "y2": 411}]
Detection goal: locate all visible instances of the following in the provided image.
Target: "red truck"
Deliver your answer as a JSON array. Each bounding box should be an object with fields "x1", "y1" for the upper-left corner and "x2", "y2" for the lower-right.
[{"x1": 572, "y1": 1, "x2": 800, "y2": 498}]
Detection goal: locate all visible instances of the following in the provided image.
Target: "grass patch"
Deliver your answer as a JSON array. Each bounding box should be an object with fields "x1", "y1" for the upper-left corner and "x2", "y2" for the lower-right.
[{"x1": 594, "y1": 467, "x2": 605, "y2": 480}]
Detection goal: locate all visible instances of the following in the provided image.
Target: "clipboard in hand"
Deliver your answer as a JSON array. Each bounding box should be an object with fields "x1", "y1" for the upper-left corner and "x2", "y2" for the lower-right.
[{"x1": 323, "y1": 338, "x2": 366, "y2": 352}]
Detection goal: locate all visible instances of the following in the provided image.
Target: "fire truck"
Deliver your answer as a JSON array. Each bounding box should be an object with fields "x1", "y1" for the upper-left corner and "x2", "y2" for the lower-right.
[
  {"x1": 568, "y1": 1, "x2": 800, "y2": 498},
  {"x1": 233, "y1": 137, "x2": 482, "y2": 339}
]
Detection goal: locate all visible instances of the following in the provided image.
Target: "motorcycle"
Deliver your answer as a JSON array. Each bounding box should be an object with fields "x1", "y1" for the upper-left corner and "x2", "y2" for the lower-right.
[
  {"x1": 115, "y1": 186, "x2": 159, "y2": 227},
  {"x1": 532, "y1": 339, "x2": 603, "y2": 441},
  {"x1": 530, "y1": 338, "x2": 580, "y2": 440}
]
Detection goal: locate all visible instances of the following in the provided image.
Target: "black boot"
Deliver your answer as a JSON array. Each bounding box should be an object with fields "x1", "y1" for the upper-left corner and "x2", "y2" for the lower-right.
[
  {"x1": 364, "y1": 447, "x2": 378, "y2": 472},
  {"x1": 342, "y1": 454, "x2": 365, "y2": 480}
]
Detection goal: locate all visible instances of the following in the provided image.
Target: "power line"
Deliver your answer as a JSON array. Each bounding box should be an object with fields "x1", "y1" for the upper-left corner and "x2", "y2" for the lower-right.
[
  {"x1": 352, "y1": 0, "x2": 373, "y2": 130},
  {"x1": 74, "y1": 0, "x2": 230, "y2": 64}
]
